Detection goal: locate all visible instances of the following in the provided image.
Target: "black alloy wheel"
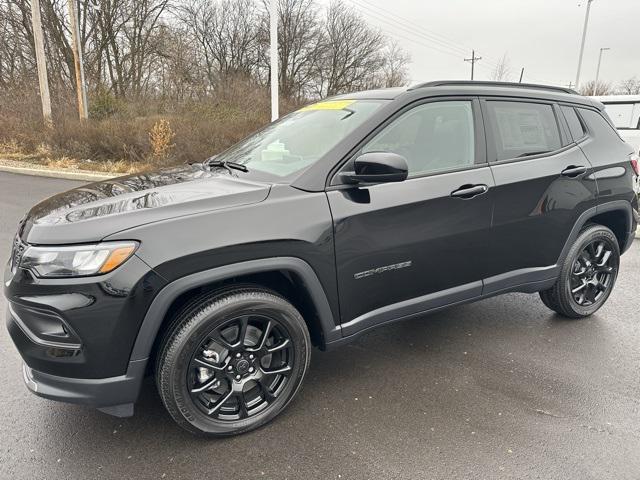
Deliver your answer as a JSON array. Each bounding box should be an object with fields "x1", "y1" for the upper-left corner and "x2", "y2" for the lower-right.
[
  {"x1": 187, "y1": 313, "x2": 294, "y2": 421},
  {"x1": 539, "y1": 224, "x2": 620, "y2": 318},
  {"x1": 569, "y1": 239, "x2": 616, "y2": 307},
  {"x1": 156, "y1": 288, "x2": 310, "y2": 436}
]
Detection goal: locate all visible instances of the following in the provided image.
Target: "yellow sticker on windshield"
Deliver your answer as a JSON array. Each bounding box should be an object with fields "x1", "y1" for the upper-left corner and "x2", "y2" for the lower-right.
[{"x1": 299, "y1": 100, "x2": 356, "y2": 111}]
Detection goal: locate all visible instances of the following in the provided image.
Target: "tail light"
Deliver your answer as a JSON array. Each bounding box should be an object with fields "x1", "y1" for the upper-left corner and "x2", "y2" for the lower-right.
[{"x1": 631, "y1": 153, "x2": 639, "y2": 176}]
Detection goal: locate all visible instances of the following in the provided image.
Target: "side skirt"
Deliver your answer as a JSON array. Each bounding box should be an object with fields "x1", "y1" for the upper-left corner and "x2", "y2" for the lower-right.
[{"x1": 327, "y1": 267, "x2": 558, "y2": 350}]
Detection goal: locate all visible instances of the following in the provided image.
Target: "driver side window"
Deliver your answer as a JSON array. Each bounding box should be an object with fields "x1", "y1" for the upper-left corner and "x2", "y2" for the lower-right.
[{"x1": 362, "y1": 101, "x2": 476, "y2": 177}]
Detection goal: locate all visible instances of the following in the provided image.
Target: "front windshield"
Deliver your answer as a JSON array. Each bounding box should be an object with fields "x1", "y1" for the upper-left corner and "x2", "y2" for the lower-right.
[{"x1": 214, "y1": 99, "x2": 387, "y2": 180}]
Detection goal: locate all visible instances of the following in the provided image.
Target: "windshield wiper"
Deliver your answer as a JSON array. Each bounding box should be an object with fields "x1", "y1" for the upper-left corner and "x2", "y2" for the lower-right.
[
  {"x1": 203, "y1": 157, "x2": 249, "y2": 173},
  {"x1": 340, "y1": 108, "x2": 355, "y2": 120}
]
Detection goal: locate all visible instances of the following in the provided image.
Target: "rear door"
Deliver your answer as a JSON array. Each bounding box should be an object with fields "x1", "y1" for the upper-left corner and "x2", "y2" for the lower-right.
[
  {"x1": 327, "y1": 98, "x2": 495, "y2": 334},
  {"x1": 481, "y1": 98, "x2": 598, "y2": 293}
]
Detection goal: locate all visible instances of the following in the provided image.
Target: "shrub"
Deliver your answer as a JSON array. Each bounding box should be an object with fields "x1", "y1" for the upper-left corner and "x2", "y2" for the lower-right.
[
  {"x1": 148, "y1": 119, "x2": 176, "y2": 162},
  {"x1": 0, "y1": 82, "x2": 302, "y2": 172},
  {"x1": 88, "y1": 88, "x2": 122, "y2": 119}
]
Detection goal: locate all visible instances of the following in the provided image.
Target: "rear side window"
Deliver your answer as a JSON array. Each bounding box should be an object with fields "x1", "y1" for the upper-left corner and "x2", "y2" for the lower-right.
[
  {"x1": 578, "y1": 108, "x2": 623, "y2": 142},
  {"x1": 561, "y1": 106, "x2": 586, "y2": 141},
  {"x1": 486, "y1": 101, "x2": 561, "y2": 161}
]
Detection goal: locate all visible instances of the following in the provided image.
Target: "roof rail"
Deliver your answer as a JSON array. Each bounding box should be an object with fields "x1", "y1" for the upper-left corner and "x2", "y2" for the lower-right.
[{"x1": 409, "y1": 80, "x2": 579, "y2": 95}]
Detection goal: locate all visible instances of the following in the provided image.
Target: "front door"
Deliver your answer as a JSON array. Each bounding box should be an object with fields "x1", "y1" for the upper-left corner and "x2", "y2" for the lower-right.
[{"x1": 327, "y1": 99, "x2": 494, "y2": 336}]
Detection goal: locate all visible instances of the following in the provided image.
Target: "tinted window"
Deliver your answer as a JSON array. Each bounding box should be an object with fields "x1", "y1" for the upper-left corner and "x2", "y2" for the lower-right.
[
  {"x1": 561, "y1": 106, "x2": 586, "y2": 141},
  {"x1": 486, "y1": 101, "x2": 561, "y2": 161},
  {"x1": 362, "y1": 101, "x2": 475, "y2": 177},
  {"x1": 578, "y1": 108, "x2": 623, "y2": 141}
]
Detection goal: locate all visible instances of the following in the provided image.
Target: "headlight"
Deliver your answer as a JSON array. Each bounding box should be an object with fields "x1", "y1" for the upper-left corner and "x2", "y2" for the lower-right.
[{"x1": 20, "y1": 241, "x2": 138, "y2": 278}]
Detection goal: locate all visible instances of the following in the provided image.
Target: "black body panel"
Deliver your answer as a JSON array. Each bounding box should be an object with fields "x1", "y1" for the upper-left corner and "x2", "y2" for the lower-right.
[
  {"x1": 5, "y1": 255, "x2": 166, "y2": 378},
  {"x1": 4, "y1": 82, "x2": 638, "y2": 414},
  {"x1": 328, "y1": 167, "x2": 494, "y2": 324}
]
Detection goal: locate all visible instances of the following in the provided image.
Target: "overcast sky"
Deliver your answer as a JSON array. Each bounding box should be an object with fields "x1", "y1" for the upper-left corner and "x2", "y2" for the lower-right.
[{"x1": 334, "y1": 0, "x2": 640, "y2": 89}]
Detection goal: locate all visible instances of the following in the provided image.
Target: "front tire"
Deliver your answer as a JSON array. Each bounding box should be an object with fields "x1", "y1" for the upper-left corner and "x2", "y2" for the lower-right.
[
  {"x1": 156, "y1": 288, "x2": 311, "y2": 436},
  {"x1": 539, "y1": 224, "x2": 620, "y2": 318}
]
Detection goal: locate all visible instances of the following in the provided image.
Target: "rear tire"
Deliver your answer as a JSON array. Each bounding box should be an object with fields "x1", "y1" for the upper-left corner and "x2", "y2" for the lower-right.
[
  {"x1": 156, "y1": 287, "x2": 311, "y2": 436},
  {"x1": 539, "y1": 224, "x2": 620, "y2": 318}
]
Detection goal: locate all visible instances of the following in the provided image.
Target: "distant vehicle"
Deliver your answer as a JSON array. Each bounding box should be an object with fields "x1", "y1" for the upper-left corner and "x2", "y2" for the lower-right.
[
  {"x1": 6, "y1": 81, "x2": 639, "y2": 436},
  {"x1": 593, "y1": 95, "x2": 640, "y2": 154}
]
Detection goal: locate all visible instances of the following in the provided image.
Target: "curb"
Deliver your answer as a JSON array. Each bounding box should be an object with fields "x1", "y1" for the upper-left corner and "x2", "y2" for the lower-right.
[{"x1": 0, "y1": 164, "x2": 115, "y2": 182}]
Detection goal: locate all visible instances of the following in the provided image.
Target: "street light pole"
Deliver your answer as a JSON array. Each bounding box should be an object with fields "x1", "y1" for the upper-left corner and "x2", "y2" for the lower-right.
[
  {"x1": 593, "y1": 47, "x2": 610, "y2": 95},
  {"x1": 575, "y1": 0, "x2": 595, "y2": 90},
  {"x1": 269, "y1": 0, "x2": 279, "y2": 121}
]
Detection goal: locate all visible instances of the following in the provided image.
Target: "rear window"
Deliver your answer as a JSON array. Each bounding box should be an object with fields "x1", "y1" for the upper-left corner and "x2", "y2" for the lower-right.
[
  {"x1": 486, "y1": 101, "x2": 561, "y2": 161},
  {"x1": 578, "y1": 108, "x2": 623, "y2": 142},
  {"x1": 561, "y1": 106, "x2": 586, "y2": 141}
]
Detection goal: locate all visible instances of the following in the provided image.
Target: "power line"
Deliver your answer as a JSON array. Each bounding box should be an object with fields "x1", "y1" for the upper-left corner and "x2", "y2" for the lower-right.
[
  {"x1": 349, "y1": 0, "x2": 469, "y2": 57},
  {"x1": 346, "y1": 2, "x2": 472, "y2": 60},
  {"x1": 344, "y1": 0, "x2": 566, "y2": 86},
  {"x1": 345, "y1": 0, "x2": 500, "y2": 74},
  {"x1": 347, "y1": 0, "x2": 503, "y2": 69}
]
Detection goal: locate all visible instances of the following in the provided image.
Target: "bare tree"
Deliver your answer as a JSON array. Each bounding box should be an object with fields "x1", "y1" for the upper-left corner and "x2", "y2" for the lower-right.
[
  {"x1": 316, "y1": 1, "x2": 386, "y2": 96},
  {"x1": 377, "y1": 40, "x2": 410, "y2": 88},
  {"x1": 1, "y1": 0, "x2": 73, "y2": 90},
  {"x1": 257, "y1": 0, "x2": 325, "y2": 99},
  {"x1": 491, "y1": 53, "x2": 511, "y2": 82},
  {"x1": 579, "y1": 80, "x2": 613, "y2": 96},
  {"x1": 0, "y1": 2, "x2": 35, "y2": 89},
  {"x1": 0, "y1": 0, "x2": 411, "y2": 103},
  {"x1": 179, "y1": 0, "x2": 260, "y2": 91},
  {"x1": 617, "y1": 76, "x2": 640, "y2": 95}
]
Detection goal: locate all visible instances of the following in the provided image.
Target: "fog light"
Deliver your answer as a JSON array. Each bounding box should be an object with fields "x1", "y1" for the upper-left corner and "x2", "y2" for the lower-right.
[{"x1": 46, "y1": 347, "x2": 79, "y2": 358}]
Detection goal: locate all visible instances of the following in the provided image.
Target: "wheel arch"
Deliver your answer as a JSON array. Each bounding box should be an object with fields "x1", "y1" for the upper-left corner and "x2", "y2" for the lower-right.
[
  {"x1": 588, "y1": 209, "x2": 629, "y2": 250},
  {"x1": 560, "y1": 201, "x2": 634, "y2": 262},
  {"x1": 130, "y1": 257, "x2": 341, "y2": 366}
]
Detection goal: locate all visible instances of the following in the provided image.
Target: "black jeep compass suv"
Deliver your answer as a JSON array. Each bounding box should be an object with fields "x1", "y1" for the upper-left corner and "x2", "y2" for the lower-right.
[{"x1": 5, "y1": 81, "x2": 639, "y2": 436}]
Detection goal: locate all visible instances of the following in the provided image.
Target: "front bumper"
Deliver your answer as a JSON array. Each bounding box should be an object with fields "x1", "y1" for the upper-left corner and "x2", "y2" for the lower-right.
[
  {"x1": 22, "y1": 360, "x2": 146, "y2": 417},
  {"x1": 5, "y1": 251, "x2": 166, "y2": 415},
  {"x1": 4, "y1": 254, "x2": 165, "y2": 379}
]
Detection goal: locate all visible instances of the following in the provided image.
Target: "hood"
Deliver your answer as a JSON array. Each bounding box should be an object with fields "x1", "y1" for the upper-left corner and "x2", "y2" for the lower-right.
[{"x1": 21, "y1": 164, "x2": 271, "y2": 245}]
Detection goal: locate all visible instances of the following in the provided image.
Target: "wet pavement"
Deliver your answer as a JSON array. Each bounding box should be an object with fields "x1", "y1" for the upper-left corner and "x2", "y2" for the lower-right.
[{"x1": 0, "y1": 171, "x2": 638, "y2": 479}]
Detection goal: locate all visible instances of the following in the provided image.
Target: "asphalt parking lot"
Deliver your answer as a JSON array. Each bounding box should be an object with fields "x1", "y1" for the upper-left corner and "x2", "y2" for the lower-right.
[{"x1": 0, "y1": 170, "x2": 639, "y2": 480}]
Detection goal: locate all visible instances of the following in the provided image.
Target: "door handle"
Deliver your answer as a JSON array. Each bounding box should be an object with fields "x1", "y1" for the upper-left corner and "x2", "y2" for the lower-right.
[
  {"x1": 561, "y1": 165, "x2": 587, "y2": 177},
  {"x1": 450, "y1": 184, "x2": 489, "y2": 199}
]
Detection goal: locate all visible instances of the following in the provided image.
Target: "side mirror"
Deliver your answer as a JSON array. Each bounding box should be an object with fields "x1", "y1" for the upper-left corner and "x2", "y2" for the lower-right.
[{"x1": 340, "y1": 152, "x2": 409, "y2": 185}]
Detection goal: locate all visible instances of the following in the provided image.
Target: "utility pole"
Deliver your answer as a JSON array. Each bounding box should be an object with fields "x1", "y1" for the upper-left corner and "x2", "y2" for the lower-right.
[
  {"x1": 269, "y1": 0, "x2": 279, "y2": 121},
  {"x1": 30, "y1": 0, "x2": 52, "y2": 126},
  {"x1": 464, "y1": 50, "x2": 482, "y2": 81},
  {"x1": 593, "y1": 47, "x2": 610, "y2": 95},
  {"x1": 519, "y1": 67, "x2": 525, "y2": 83},
  {"x1": 575, "y1": 0, "x2": 595, "y2": 90},
  {"x1": 68, "y1": 0, "x2": 88, "y2": 120}
]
